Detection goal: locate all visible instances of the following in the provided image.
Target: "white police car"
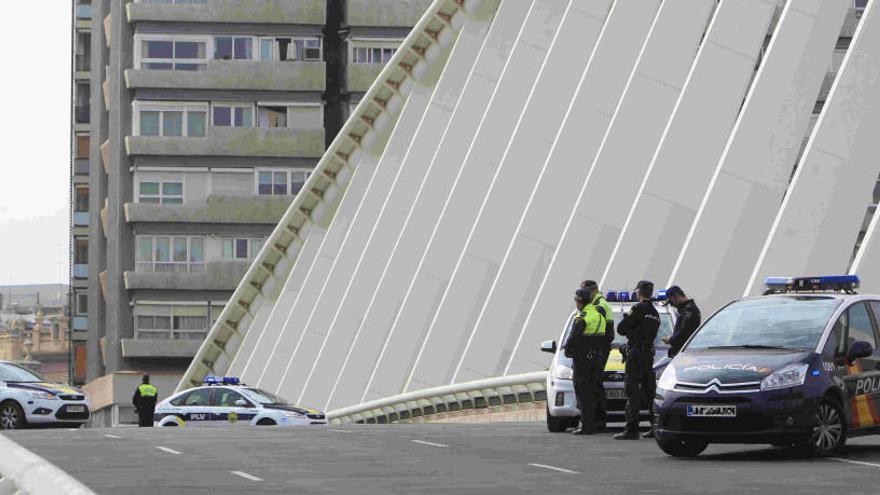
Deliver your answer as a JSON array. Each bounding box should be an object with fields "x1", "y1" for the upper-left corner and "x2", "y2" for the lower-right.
[
  {"x1": 542, "y1": 290, "x2": 674, "y2": 432},
  {"x1": 154, "y1": 377, "x2": 327, "y2": 427},
  {"x1": 0, "y1": 360, "x2": 90, "y2": 429}
]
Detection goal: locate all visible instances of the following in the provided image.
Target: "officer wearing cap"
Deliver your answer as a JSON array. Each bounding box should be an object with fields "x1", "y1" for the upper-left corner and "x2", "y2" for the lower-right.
[
  {"x1": 581, "y1": 280, "x2": 614, "y2": 429},
  {"x1": 660, "y1": 286, "x2": 701, "y2": 358},
  {"x1": 133, "y1": 375, "x2": 158, "y2": 427},
  {"x1": 614, "y1": 281, "x2": 661, "y2": 440},
  {"x1": 562, "y1": 288, "x2": 607, "y2": 435}
]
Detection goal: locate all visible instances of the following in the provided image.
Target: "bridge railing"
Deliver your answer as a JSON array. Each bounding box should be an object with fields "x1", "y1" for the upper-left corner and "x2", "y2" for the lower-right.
[{"x1": 327, "y1": 371, "x2": 547, "y2": 425}]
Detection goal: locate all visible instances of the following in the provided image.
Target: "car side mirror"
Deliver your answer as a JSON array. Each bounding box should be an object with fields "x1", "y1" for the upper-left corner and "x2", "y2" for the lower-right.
[
  {"x1": 234, "y1": 399, "x2": 248, "y2": 407},
  {"x1": 847, "y1": 341, "x2": 873, "y2": 364},
  {"x1": 541, "y1": 340, "x2": 557, "y2": 354}
]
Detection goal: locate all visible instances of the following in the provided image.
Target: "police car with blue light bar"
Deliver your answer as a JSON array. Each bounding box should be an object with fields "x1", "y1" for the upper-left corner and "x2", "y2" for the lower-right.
[
  {"x1": 154, "y1": 377, "x2": 327, "y2": 427},
  {"x1": 654, "y1": 275, "x2": 880, "y2": 457}
]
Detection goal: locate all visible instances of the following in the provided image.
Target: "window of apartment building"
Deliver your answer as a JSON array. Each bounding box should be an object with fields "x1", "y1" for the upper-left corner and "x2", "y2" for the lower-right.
[
  {"x1": 256, "y1": 169, "x2": 311, "y2": 196},
  {"x1": 75, "y1": 31, "x2": 91, "y2": 72},
  {"x1": 352, "y1": 46, "x2": 396, "y2": 64},
  {"x1": 212, "y1": 103, "x2": 254, "y2": 128},
  {"x1": 257, "y1": 105, "x2": 288, "y2": 128},
  {"x1": 134, "y1": 102, "x2": 207, "y2": 137},
  {"x1": 75, "y1": 82, "x2": 90, "y2": 124},
  {"x1": 259, "y1": 37, "x2": 322, "y2": 62},
  {"x1": 135, "y1": 304, "x2": 209, "y2": 341},
  {"x1": 75, "y1": 187, "x2": 89, "y2": 212},
  {"x1": 221, "y1": 237, "x2": 264, "y2": 260},
  {"x1": 74, "y1": 239, "x2": 89, "y2": 265},
  {"x1": 76, "y1": 134, "x2": 90, "y2": 159},
  {"x1": 139, "y1": 36, "x2": 208, "y2": 71},
  {"x1": 136, "y1": 235, "x2": 205, "y2": 273},
  {"x1": 76, "y1": 293, "x2": 88, "y2": 316},
  {"x1": 138, "y1": 181, "x2": 183, "y2": 204},
  {"x1": 215, "y1": 36, "x2": 253, "y2": 60}
]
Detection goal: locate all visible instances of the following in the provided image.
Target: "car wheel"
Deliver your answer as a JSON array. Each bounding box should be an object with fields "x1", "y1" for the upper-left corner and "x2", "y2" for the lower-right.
[
  {"x1": 655, "y1": 436, "x2": 708, "y2": 457},
  {"x1": 807, "y1": 397, "x2": 846, "y2": 457},
  {"x1": 257, "y1": 418, "x2": 277, "y2": 426},
  {"x1": 162, "y1": 422, "x2": 178, "y2": 427},
  {"x1": 0, "y1": 400, "x2": 26, "y2": 430},
  {"x1": 546, "y1": 404, "x2": 568, "y2": 433}
]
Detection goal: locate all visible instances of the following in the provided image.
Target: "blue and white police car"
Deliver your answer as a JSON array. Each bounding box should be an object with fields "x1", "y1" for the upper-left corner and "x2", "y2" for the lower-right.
[
  {"x1": 0, "y1": 360, "x2": 90, "y2": 429},
  {"x1": 154, "y1": 377, "x2": 327, "y2": 427},
  {"x1": 655, "y1": 275, "x2": 880, "y2": 457}
]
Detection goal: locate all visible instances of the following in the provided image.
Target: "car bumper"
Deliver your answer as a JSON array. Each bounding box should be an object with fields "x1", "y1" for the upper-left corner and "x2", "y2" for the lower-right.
[
  {"x1": 24, "y1": 399, "x2": 91, "y2": 424},
  {"x1": 655, "y1": 388, "x2": 818, "y2": 444},
  {"x1": 546, "y1": 378, "x2": 637, "y2": 419}
]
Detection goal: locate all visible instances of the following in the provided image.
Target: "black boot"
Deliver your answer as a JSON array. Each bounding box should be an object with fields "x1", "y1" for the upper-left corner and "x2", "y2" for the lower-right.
[{"x1": 613, "y1": 429, "x2": 640, "y2": 440}]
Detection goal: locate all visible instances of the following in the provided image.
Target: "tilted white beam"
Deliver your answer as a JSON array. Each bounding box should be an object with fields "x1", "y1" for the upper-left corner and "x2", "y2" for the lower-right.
[
  {"x1": 668, "y1": 0, "x2": 850, "y2": 313},
  {"x1": 600, "y1": 0, "x2": 779, "y2": 292},
  {"x1": 745, "y1": 0, "x2": 880, "y2": 296},
  {"x1": 319, "y1": 14, "x2": 497, "y2": 411},
  {"x1": 507, "y1": 0, "x2": 715, "y2": 374},
  {"x1": 851, "y1": 201, "x2": 880, "y2": 292}
]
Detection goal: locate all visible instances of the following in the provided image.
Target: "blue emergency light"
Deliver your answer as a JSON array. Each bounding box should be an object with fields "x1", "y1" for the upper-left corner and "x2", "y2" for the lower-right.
[
  {"x1": 764, "y1": 275, "x2": 860, "y2": 293},
  {"x1": 655, "y1": 290, "x2": 668, "y2": 301},
  {"x1": 204, "y1": 376, "x2": 241, "y2": 386}
]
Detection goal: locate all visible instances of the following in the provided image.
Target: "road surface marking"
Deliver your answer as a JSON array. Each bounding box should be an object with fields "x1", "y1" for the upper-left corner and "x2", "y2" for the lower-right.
[
  {"x1": 230, "y1": 470, "x2": 263, "y2": 482},
  {"x1": 104, "y1": 434, "x2": 122, "y2": 439},
  {"x1": 155, "y1": 446, "x2": 181, "y2": 455},
  {"x1": 411, "y1": 439, "x2": 448, "y2": 448},
  {"x1": 528, "y1": 463, "x2": 580, "y2": 474},
  {"x1": 328, "y1": 429, "x2": 352, "y2": 433},
  {"x1": 830, "y1": 457, "x2": 880, "y2": 469}
]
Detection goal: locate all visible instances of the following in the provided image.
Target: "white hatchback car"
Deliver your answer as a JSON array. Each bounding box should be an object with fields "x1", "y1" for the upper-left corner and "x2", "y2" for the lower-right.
[
  {"x1": 0, "y1": 360, "x2": 90, "y2": 429},
  {"x1": 154, "y1": 377, "x2": 327, "y2": 427},
  {"x1": 542, "y1": 291, "x2": 674, "y2": 432}
]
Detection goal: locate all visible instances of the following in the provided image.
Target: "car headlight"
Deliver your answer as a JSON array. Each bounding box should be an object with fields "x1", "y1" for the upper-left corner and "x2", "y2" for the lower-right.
[
  {"x1": 553, "y1": 362, "x2": 573, "y2": 380},
  {"x1": 657, "y1": 365, "x2": 676, "y2": 391},
  {"x1": 285, "y1": 412, "x2": 305, "y2": 419},
  {"x1": 761, "y1": 363, "x2": 809, "y2": 391},
  {"x1": 29, "y1": 391, "x2": 58, "y2": 400}
]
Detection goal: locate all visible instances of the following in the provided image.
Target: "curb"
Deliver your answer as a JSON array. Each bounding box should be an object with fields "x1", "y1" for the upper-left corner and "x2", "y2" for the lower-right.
[{"x1": 0, "y1": 434, "x2": 95, "y2": 495}]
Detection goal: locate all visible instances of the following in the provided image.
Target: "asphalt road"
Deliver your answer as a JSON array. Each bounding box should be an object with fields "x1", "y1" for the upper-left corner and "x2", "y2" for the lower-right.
[{"x1": 4, "y1": 423, "x2": 880, "y2": 494}]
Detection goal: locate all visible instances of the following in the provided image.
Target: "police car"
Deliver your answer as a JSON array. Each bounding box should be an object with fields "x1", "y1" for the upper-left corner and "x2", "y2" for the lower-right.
[
  {"x1": 154, "y1": 377, "x2": 327, "y2": 427},
  {"x1": 542, "y1": 290, "x2": 674, "y2": 432},
  {"x1": 0, "y1": 360, "x2": 90, "y2": 429},
  {"x1": 655, "y1": 275, "x2": 880, "y2": 457}
]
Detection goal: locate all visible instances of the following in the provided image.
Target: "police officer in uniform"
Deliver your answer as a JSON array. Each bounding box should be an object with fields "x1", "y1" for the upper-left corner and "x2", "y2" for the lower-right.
[
  {"x1": 132, "y1": 375, "x2": 158, "y2": 427},
  {"x1": 660, "y1": 285, "x2": 701, "y2": 358},
  {"x1": 581, "y1": 280, "x2": 614, "y2": 430},
  {"x1": 562, "y1": 288, "x2": 607, "y2": 435},
  {"x1": 614, "y1": 281, "x2": 661, "y2": 440}
]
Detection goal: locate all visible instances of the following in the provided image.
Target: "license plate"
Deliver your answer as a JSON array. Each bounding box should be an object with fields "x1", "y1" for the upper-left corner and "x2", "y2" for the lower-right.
[
  {"x1": 66, "y1": 405, "x2": 86, "y2": 413},
  {"x1": 687, "y1": 405, "x2": 736, "y2": 417},
  {"x1": 606, "y1": 389, "x2": 627, "y2": 400}
]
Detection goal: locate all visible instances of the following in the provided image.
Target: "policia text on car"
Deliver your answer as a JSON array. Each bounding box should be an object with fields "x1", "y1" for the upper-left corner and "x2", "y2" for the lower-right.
[{"x1": 561, "y1": 288, "x2": 608, "y2": 434}]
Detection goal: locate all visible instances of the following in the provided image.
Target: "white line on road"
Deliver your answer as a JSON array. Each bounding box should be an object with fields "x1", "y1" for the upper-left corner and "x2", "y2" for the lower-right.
[
  {"x1": 411, "y1": 439, "x2": 448, "y2": 448},
  {"x1": 230, "y1": 470, "x2": 263, "y2": 482},
  {"x1": 830, "y1": 457, "x2": 880, "y2": 469},
  {"x1": 328, "y1": 428, "x2": 353, "y2": 433},
  {"x1": 104, "y1": 434, "x2": 122, "y2": 439},
  {"x1": 528, "y1": 463, "x2": 581, "y2": 474},
  {"x1": 155, "y1": 446, "x2": 181, "y2": 455}
]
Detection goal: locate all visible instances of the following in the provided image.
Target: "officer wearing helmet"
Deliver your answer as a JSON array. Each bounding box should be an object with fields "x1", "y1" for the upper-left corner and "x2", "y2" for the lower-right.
[
  {"x1": 614, "y1": 281, "x2": 661, "y2": 440},
  {"x1": 562, "y1": 288, "x2": 607, "y2": 435}
]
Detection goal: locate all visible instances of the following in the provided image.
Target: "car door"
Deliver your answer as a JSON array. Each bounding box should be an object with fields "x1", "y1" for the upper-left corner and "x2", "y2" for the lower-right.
[
  {"x1": 211, "y1": 387, "x2": 256, "y2": 427},
  {"x1": 831, "y1": 302, "x2": 880, "y2": 430},
  {"x1": 178, "y1": 387, "x2": 215, "y2": 426}
]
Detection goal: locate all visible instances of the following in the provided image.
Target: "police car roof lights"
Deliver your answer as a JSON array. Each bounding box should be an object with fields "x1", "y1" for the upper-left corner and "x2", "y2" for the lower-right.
[
  {"x1": 764, "y1": 275, "x2": 860, "y2": 294},
  {"x1": 204, "y1": 376, "x2": 242, "y2": 386}
]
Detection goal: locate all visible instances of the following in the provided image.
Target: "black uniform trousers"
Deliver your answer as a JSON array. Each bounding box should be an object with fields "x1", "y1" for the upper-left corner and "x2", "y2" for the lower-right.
[
  {"x1": 137, "y1": 406, "x2": 155, "y2": 427},
  {"x1": 594, "y1": 345, "x2": 610, "y2": 423},
  {"x1": 572, "y1": 350, "x2": 604, "y2": 430},
  {"x1": 624, "y1": 347, "x2": 656, "y2": 431}
]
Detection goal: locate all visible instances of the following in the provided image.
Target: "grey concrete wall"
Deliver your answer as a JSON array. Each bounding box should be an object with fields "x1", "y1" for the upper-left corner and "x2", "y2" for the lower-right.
[
  {"x1": 125, "y1": 195, "x2": 292, "y2": 224},
  {"x1": 127, "y1": 0, "x2": 326, "y2": 26},
  {"x1": 125, "y1": 61, "x2": 326, "y2": 92},
  {"x1": 126, "y1": 127, "x2": 325, "y2": 158},
  {"x1": 124, "y1": 260, "x2": 250, "y2": 291},
  {"x1": 347, "y1": 0, "x2": 433, "y2": 27}
]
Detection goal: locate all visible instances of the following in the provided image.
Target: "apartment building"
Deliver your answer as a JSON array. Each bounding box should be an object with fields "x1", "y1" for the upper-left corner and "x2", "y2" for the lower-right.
[{"x1": 70, "y1": 0, "x2": 430, "y2": 425}]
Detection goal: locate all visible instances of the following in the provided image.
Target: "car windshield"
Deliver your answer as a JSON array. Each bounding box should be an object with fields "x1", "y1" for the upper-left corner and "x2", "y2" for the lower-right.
[
  {"x1": 686, "y1": 296, "x2": 841, "y2": 351},
  {"x1": 241, "y1": 388, "x2": 288, "y2": 405},
  {"x1": 0, "y1": 362, "x2": 44, "y2": 383}
]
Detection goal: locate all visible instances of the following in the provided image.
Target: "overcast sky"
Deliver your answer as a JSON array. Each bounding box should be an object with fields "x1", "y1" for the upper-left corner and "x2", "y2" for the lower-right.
[{"x1": 0, "y1": 4, "x2": 71, "y2": 285}]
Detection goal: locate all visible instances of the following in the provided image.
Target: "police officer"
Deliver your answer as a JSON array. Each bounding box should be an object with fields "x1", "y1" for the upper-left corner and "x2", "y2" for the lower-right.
[
  {"x1": 660, "y1": 285, "x2": 701, "y2": 358},
  {"x1": 132, "y1": 375, "x2": 158, "y2": 428},
  {"x1": 614, "y1": 281, "x2": 661, "y2": 440},
  {"x1": 562, "y1": 288, "x2": 607, "y2": 435},
  {"x1": 581, "y1": 280, "x2": 614, "y2": 429}
]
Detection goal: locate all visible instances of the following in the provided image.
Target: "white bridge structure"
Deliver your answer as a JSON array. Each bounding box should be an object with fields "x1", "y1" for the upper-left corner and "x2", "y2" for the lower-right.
[{"x1": 179, "y1": 0, "x2": 880, "y2": 420}]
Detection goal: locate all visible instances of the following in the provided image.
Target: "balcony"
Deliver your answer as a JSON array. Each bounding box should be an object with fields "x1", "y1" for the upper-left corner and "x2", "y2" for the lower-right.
[
  {"x1": 73, "y1": 264, "x2": 89, "y2": 279},
  {"x1": 347, "y1": 63, "x2": 386, "y2": 94},
  {"x1": 126, "y1": 126, "x2": 325, "y2": 158},
  {"x1": 75, "y1": 54, "x2": 91, "y2": 73},
  {"x1": 72, "y1": 316, "x2": 88, "y2": 331},
  {"x1": 347, "y1": 0, "x2": 432, "y2": 27},
  {"x1": 125, "y1": 61, "x2": 325, "y2": 92},
  {"x1": 74, "y1": 159, "x2": 90, "y2": 176},
  {"x1": 125, "y1": 195, "x2": 292, "y2": 225},
  {"x1": 124, "y1": 260, "x2": 250, "y2": 291},
  {"x1": 127, "y1": 0, "x2": 325, "y2": 26},
  {"x1": 121, "y1": 338, "x2": 202, "y2": 359},
  {"x1": 73, "y1": 212, "x2": 90, "y2": 227}
]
